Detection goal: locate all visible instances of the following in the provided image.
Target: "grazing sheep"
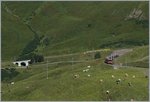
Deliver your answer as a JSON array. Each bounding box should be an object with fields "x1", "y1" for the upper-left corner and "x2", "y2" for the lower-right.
[
  {"x1": 87, "y1": 65, "x2": 91, "y2": 68},
  {"x1": 74, "y1": 74, "x2": 79, "y2": 79},
  {"x1": 83, "y1": 69, "x2": 89, "y2": 72},
  {"x1": 116, "y1": 79, "x2": 121, "y2": 84},
  {"x1": 87, "y1": 74, "x2": 91, "y2": 77},
  {"x1": 118, "y1": 79, "x2": 121, "y2": 81},
  {"x1": 11, "y1": 82, "x2": 14, "y2": 85},
  {"x1": 83, "y1": 70, "x2": 86, "y2": 72},
  {"x1": 111, "y1": 75, "x2": 115, "y2": 78},
  {"x1": 125, "y1": 73, "x2": 128, "y2": 77},
  {"x1": 100, "y1": 79, "x2": 103, "y2": 83},
  {"x1": 132, "y1": 75, "x2": 135, "y2": 78},
  {"x1": 106, "y1": 90, "x2": 110, "y2": 94}
]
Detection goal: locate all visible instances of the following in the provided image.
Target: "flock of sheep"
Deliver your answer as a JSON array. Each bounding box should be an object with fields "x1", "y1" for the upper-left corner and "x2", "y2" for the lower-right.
[{"x1": 72, "y1": 65, "x2": 147, "y2": 101}]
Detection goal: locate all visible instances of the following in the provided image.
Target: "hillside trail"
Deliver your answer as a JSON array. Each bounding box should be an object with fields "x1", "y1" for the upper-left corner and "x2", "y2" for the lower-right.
[{"x1": 45, "y1": 49, "x2": 110, "y2": 59}]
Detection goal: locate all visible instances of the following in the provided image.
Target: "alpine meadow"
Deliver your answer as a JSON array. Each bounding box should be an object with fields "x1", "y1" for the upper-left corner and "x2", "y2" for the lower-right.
[{"x1": 1, "y1": 1, "x2": 149, "y2": 101}]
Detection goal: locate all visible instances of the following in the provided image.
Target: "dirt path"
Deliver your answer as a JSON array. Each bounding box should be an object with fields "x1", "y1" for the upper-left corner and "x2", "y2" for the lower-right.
[
  {"x1": 45, "y1": 49, "x2": 110, "y2": 59},
  {"x1": 106, "y1": 48, "x2": 133, "y2": 59}
]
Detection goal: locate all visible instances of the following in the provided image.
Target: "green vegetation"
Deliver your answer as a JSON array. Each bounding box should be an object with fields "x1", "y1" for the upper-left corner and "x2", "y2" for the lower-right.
[
  {"x1": 1, "y1": 1, "x2": 149, "y2": 60},
  {"x1": 2, "y1": 68, "x2": 20, "y2": 82},
  {"x1": 116, "y1": 46, "x2": 149, "y2": 68},
  {"x1": 1, "y1": 46, "x2": 149, "y2": 101},
  {"x1": 1, "y1": 1, "x2": 149, "y2": 101},
  {"x1": 1, "y1": 62, "x2": 148, "y2": 101},
  {"x1": 94, "y1": 52, "x2": 101, "y2": 59},
  {"x1": 17, "y1": 53, "x2": 44, "y2": 64}
]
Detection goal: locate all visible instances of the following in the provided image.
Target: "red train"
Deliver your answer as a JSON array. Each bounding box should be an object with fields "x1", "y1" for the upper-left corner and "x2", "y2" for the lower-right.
[
  {"x1": 104, "y1": 54, "x2": 119, "y2": 64},
  {"x1": 104, "y1": 58, "x2": 113, "y2": 64}
]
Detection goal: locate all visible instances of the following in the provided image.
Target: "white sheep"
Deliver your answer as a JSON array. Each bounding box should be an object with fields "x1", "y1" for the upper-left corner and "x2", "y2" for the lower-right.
[
  {"x1": 125, "y1": 73, "x2": 128, "y2": 77},
  {"x1": 87, "y1": 74, "x2": 91, "y2": 77},
  {"x1": 83, "y1": 69, "x2": 89, "y2": 72},
  {"x1": 106, "y1": 90, "x2": 110, "y2": 94},
  {"x1": 111, "y1": 75, "x2": 115, "y2": 78},
  {"x1": 83, "y1": 70, "x2": 86, "y2": 72},
  {"x1": 116, "y1": 79, "x2": 121, "y2": 84},
  {"x1": 132, "y1": 75, "x2": 135, "y2": 78},
  {"x1": 74, "y1": 74, "x2": 79, "y2": 78},
  {"x1": 87, "y1": 65, "x2": 91, "y2": 68},
  {"x1": 11, "y1": 82, "x2": 14, "y2": 85},
  {"x1": 100, "y1": 79, "x2": 103, "y2": 83}
]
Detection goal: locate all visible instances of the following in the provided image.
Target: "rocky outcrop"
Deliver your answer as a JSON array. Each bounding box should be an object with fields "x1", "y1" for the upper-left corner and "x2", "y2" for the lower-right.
[{"x1": 125, "y1": 8, "x2": 145, "y2": 20}]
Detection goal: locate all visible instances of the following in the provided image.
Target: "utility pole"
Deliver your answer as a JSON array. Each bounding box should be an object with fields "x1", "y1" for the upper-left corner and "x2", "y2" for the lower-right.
[
  {"x1": 72, "y1": 57, "x2": 74, "y2": 69},
  {"x1": 71, "y1": 57, "x2": 74, "y2": 96},
  {"x1": 46, "y1": 59, "x2": 48, "y2": 79}
]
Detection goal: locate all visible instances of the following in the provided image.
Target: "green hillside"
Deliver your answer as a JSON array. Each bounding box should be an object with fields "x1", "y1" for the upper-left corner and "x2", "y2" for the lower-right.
[
  {"x1": 1, "y1": 49, "x2": 149, "y2": 101},
  {"x1": 116, "y1": 45, "x2": 149, "y2": 68},
  {"x1": 2, "y1": 1, "x2": 149, "y2": 61},
  {"x1": 1, "y1": 1, "x2": 149, "y2": 101}
]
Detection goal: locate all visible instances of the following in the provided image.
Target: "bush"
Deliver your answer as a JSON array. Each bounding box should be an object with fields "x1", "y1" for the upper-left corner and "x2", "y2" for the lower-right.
[
  {"x1": 94, "y1": 52, "x2": 101, "y2": 59},
  {"x1": 17, "y1": 53, "x2": 44, "y2": 64},
  {"x1": 2, "y1": 68, "x2": 19, "y2": 82}
]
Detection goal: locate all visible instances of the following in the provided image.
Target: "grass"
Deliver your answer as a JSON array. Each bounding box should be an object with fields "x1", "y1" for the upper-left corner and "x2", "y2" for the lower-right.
[
  {"x1": 1, "y1": 62, "x2": 148, "y2": 101},
  {"x1": 1, "y1": 47, "x2": 149, "y2": 101},
  {"x1": 116, "y1": 45, "x2": 149, "y2": 68},
  {"x1": 1, "y1": 1, "x2": 149, "y2": 101},
  {"x1": 1, "y1": 1, "x2": 149, "y2": 60}
]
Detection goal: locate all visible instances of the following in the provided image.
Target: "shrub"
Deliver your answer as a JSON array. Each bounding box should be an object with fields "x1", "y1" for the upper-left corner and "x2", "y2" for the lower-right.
[
  {"x1": 17, "y1": 53, "x2": 44, "y2": 64},
  {"x1": 94, "y1": 52, "x2": 101, "y2": 59},
  {"x1": 2, "y1": 68, "x2": 19, "y2": 82}
]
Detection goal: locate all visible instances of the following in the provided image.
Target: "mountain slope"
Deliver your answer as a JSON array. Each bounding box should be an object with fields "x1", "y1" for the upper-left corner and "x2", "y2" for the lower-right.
[{"x1": 2, "y1": 1, "x2": 149, "y2": 61}]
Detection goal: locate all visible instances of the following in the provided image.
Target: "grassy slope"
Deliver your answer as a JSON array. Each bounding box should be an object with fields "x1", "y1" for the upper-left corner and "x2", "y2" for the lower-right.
[
  {"x1": 1, "y1": 1, "x2": 149, "y2": 101},
  {"x1": 2, "y1": 1, "x2": 149, "y2": 60},
  {"x1": 2, "y1": 62, "x2": 148, "y2": 101},
  {"x1": 1, "y1": 47, "x2": 149, "y2": 101},
  {"x1": 116, "y1": 45, "x2": 149, "y2": 68},
  {"x1": 31, "y1": 1, "x2": 149, "y2": 55},
  {"x1": 1, "y1": 3, "x2": 33, "y2": 61}
]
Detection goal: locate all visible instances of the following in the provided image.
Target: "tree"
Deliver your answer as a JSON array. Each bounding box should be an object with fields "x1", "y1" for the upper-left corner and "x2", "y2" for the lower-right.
[{"x1": 94, "y1": 52, "x2": 101, "y2": 59}]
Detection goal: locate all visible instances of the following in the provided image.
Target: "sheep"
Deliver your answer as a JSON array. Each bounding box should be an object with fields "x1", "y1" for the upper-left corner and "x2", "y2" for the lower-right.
[
  {"x1": 74, "y1": 74, "x2": 79, "y2": 79},
  {"x1": 11, "y1": 82, "x2": 14, "y2": 85},
  {"x1": 87, "y1": 65, "x2": 91, "y2": 68},
  {"x1": 100, "y1": 79, "x2": 103, "y2": 83},
  {"x1": 106, "y1": 90, "x2": 110, "y2": 94},
  {"x1": 87, "y1": 74, "x2": 91, "y2": 77},
  {"x1": 116, "y1": 79, "x2": 121, "y2": 84},
  {"x1": 100, "y1": 79, "x2": 103, "y2": 82},
  {"x1": 83, "y1": 69, "x2": 89, "y2": 72},
  {"x1": 83, "y1": 70, "x2": 86, "y2": 72},
  {"x1": 111, "y1": 75, "x2": 115, "y2": 78},
  {"x1": 132, "y1": 75, "x2": 135, "y2": 78},
  {"x1": 125, "y1": 73, "x2": 128, "y2": 77}
]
